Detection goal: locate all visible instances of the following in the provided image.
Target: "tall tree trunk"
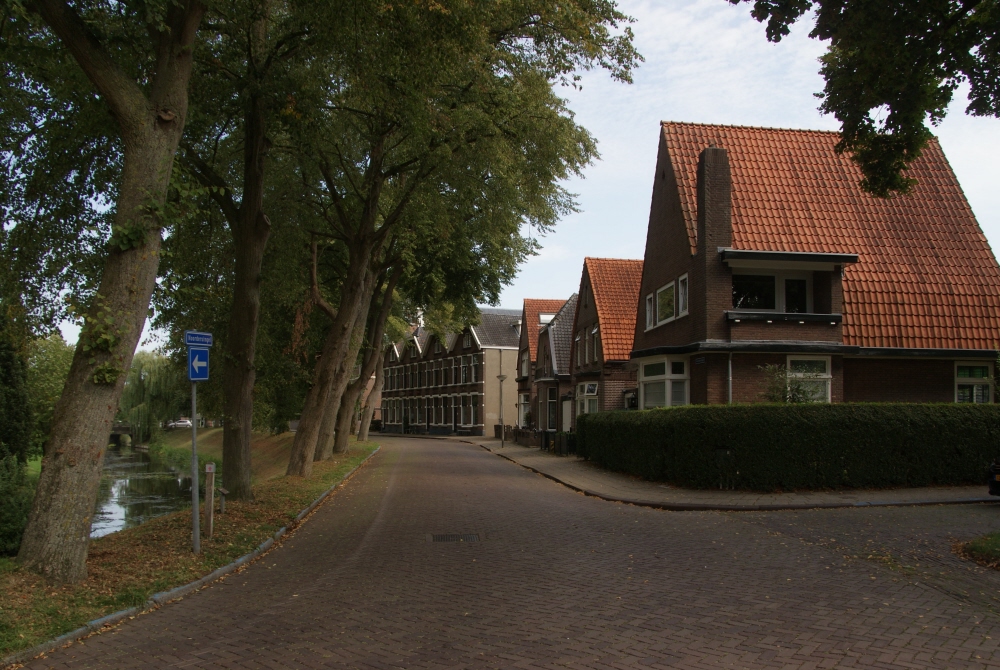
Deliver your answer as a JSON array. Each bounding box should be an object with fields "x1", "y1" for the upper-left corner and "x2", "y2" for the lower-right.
[
  {"x1": 358, "y1": 353, "x2": 384, "y2": 442},
  {"x1": 312, "y1": 280, "x2": 372, "y2": 462},
  {"x1": 332, "y1": 382, "x2": 363, "y2": 454},
  {"x1": 312, "y1": 379, "x2": 341, "y2": 462},
  {"x1": 17, "y1": 0, "x2": 204, "y2": 584},
  {"x1": 221, "y1": 81, "x2": 272, "y2": 501},
  {"x1": 286, "y1": 256, "x2": 374, "y2": 477}
]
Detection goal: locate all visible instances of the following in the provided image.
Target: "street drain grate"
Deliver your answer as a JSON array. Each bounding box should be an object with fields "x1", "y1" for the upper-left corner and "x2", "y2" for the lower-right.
[{"x1": 431, "y1": 534, "x2": 480, "y2": 543}]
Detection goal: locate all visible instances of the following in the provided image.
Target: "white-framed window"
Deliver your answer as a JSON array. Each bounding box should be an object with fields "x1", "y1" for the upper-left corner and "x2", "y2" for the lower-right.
[
  {"x1": 591, "y1": 326, "x2": 599, "y2": 363},
  {"x1": 434, "y1": 340, "x2": 441, "y2": 354},
  {"x1": 461, "y1": 395, "x2": 471, "y2": 425},
  {"x1": 678, "y1": 274, "x2": 689, "y2": 316},
  {"x1": 645, "y1": 294, "x2": 655, "y2": 329},
  {"x1": 576, "y1": 383, "x2": 600, "y2": 416},
  {"x1": 656, "y1": 282, "x2": 676, "y2": 325},
  {"x1": 732, "y1": 273, "x2": 812, "y2": 313},
  {"x1": 518, "y1": 393, "x2": 531, "y2": 427},
  {"x1": 472, "y1": 394, "x2": 480, "y2": 425},
  {"x1": 575, "y1": 334, "x2": 582, "y2": 367},
  {"x1": 463, "y1": 332, "x2": 472, "y2": 348},
  {"x1": 956, "y1": 362, "x2": 992, "y2": 403},
  {"x1": 520, "y1": 350, "x2": 529, "y2": 377},
  {"x1": 584, "y1": 331, "x2": 590, "y2": 363},
  {"x1": 452, "y1": 358, "x2": 459, "y2": 385},
  {"x1": 390, "y1": 349, "x2": 398, "y2": 362},
  {"x1": 472, "y1": 354, "x2": 479, "y2": 383},
  {"x1": 787, "y1": 356, "x2": 832, "y2": 403},
  {"x1": 639, "y1": 358, "x2": 689, "y2": 409}
]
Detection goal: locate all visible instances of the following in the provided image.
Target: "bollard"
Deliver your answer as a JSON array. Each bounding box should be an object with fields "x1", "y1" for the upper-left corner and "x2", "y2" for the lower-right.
[
  {"x1": 204, "y1": 462, "x2": 215, "y2": 538},
  {"x1": 218, "y1": 487, "x2": 228, "y2": 515}
]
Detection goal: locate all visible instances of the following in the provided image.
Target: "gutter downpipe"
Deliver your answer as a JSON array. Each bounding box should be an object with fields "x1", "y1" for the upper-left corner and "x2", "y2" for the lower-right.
[{"x1": 727, "y1": 353, "x2": 733, "y2": 405}]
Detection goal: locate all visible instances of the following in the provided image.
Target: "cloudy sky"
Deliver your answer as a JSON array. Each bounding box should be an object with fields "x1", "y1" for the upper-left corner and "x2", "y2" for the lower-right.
[{"x1": 492, "y1": 0, "x2": 1000, "y2": 310}]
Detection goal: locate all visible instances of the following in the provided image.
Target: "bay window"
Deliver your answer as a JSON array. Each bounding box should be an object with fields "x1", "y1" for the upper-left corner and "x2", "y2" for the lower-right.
[{"x1": 640, "y1": 358, "x2": 688, "y2": 408}]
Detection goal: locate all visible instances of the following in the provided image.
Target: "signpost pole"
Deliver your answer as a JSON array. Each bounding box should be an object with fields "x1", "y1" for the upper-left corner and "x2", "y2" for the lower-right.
[
  {"x1": 191, "y1": 381, "x2": 200, "y2": 554},
  {"x1": 184, "y1": 330, "x2": 212, "y2": 555}
]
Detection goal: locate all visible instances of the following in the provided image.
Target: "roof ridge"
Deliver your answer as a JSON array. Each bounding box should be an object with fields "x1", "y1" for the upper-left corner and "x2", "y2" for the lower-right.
[{"x1": 661, "y1": 119, "x2": 851, "y2": 137}]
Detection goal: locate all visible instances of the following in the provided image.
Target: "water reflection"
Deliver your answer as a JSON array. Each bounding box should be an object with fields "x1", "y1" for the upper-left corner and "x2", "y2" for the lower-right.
[{"x1": 91, "y1": 446, "x2": 193, "y2": 538}]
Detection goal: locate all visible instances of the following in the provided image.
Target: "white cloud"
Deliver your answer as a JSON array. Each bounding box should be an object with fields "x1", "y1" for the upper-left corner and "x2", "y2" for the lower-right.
[{"x1": 495, "y1": 0, "x2": 1000, "y2": 308}]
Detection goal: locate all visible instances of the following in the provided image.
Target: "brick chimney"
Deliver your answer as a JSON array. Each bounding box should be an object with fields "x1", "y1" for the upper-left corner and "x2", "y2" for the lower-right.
[{"x1": 696, "y1": 146, "x2": 732, "y2": 341}]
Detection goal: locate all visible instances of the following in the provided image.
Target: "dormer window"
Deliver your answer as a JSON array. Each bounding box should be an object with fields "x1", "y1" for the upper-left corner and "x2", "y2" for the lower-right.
[
  {"x1": 732, "y1": 274, "x2": 811, "y2": 312},
  {"x1": 539, "y1": 313, "x2": 555, "y2": 324},
  {"x1": 463, "y1": 332, "x2": 471, "y2": 348}
]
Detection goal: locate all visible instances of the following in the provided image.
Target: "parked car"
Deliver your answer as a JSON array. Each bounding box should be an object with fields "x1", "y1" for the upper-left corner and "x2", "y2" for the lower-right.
[{"x1": 171, "y1": 418, "x2": 193, "y2": 429}]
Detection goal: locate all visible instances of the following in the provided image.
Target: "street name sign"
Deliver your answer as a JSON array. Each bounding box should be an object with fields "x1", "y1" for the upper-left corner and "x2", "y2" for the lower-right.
[{"x1": 184, "y1": 330, "x2": 213, "y2": 347}]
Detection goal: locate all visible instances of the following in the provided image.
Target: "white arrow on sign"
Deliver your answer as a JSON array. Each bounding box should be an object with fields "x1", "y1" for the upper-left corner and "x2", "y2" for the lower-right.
[{"x1": 192, "y1": 355, "x2": 207, "y2": 372}]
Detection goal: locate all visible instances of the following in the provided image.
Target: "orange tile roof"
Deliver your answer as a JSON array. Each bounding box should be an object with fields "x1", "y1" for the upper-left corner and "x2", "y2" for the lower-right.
[
  {"x1": 522, "y1": 298, "x2": 567, "y2": 361},
  {"x1": 585, "y1": 257, "x2": 644, "y2": 360},
  {"x1": 662, "y1": 121, "x2": 1000, "y2": 350}
]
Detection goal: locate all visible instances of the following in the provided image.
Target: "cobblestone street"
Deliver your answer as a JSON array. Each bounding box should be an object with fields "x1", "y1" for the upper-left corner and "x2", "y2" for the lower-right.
[{"x1": 22, "y1": 436, "x2": 1000, "y2": 669}]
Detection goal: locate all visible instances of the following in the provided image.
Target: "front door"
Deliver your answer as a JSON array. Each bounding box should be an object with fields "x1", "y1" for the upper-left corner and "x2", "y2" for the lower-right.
[{"x1": 561, "y1": 399, "x2": 571, "y2": 432}]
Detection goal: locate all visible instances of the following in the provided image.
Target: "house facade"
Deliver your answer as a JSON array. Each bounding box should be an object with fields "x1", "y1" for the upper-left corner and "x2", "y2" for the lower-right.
[
  {"x1": 380, "y1": 308, "x2": 520, "y2": 436},
  {"x1": 631, "y1": 121, "x2": 1000, "y2": 407},
  {"x1": 515, "y1": 299, "x2": 567, "y2": 429},
  {"x1": 570, "y1": 257, "x2": 644, "y2": 428},
  {"x1": 533, "y1": 294, "x2": 578, "y2": 433}
]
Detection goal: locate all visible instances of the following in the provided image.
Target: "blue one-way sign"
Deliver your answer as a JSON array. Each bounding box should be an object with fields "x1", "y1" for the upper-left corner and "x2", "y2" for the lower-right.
[{"x1": 188, "y1": 347, "x2": 209, "y2": 382}]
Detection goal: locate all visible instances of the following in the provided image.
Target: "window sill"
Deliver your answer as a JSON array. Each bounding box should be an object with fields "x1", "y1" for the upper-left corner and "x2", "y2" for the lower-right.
[
  {"x1": 726, "y1": 311, "x2": 843, "y2": 323},
  {"x1": 645, "y1": 312, "x2": 688, "y2": 332}
]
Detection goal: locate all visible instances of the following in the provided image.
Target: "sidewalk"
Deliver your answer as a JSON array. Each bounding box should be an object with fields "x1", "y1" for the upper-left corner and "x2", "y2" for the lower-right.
[{"x1": 461, "y1": 436, "x2": 998, "y2": 511}]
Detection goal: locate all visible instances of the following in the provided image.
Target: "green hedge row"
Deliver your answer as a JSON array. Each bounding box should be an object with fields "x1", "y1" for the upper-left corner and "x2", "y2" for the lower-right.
[{"x1": 576, "y1": 404, "x2": 1000, "y2": 491}]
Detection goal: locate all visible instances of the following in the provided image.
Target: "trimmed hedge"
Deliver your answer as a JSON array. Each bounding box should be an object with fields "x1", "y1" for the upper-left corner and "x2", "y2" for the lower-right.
[{"x1": 576, "y1": 404, "x2": 1000, "y2": 492}]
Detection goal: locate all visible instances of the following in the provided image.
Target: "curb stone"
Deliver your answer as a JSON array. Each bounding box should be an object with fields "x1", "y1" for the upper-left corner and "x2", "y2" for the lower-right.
[
  {"x1": 1, "y1": 445, "x2": 380, "y2": 669},
  {"x1": 472, "y1": 441, "x2": 999, "y2": 512}
]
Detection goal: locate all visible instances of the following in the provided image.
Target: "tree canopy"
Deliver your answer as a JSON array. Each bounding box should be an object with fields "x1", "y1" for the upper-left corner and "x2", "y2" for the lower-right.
[{"x1": 731, "y1": 0, "x2": 1000, "y2": 196}]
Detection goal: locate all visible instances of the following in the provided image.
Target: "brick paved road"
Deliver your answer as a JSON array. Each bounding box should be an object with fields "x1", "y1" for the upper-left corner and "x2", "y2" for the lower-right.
[{"x1": 22, "y1": 436, "x2": 1000, "y2": 669}]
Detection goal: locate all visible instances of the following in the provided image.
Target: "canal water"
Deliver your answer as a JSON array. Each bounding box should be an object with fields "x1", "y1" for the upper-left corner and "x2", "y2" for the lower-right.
[{"x1": 90, "y1": 446, "x2": 194, "y2": 538}]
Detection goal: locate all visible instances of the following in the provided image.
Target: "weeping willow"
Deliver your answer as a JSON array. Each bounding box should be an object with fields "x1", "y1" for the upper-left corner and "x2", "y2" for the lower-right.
[{"x1": 117, "y1": 352, "x2": 185, "y2": 444}]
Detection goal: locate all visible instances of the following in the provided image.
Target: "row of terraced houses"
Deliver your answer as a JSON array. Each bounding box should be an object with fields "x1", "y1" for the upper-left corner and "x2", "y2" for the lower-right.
[{"x1": 379, "y1": 121, "x2": 1000, "y2": 437}]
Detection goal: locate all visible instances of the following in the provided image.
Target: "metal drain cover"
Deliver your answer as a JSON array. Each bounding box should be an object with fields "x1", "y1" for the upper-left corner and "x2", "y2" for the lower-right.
[{"x1": 431, "y1": 533, "x2": 479, "y2": 543}]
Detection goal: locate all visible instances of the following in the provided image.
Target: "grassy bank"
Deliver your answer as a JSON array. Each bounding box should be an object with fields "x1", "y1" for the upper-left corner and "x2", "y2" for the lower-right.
[
  {"x1": 151, "y1": 428, "x2": 297, "y2": 482},
  {"x1": 0, "y1": 441, "x2": 378, "y2": 658}
]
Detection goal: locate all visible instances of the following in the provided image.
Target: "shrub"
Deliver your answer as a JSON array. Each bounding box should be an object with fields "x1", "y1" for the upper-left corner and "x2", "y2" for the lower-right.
[
  {"x1": 576, "y1": 404, "x2": 1000, "y2": 492},
  {"x1": 0, "y1": 456, "x2": 34, "y2": 555}
]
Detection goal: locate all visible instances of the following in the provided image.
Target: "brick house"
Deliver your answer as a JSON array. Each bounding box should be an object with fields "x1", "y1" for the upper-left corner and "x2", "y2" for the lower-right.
[
  {"x1": 533, "y1": 293, "x2": 578, "y2": 433},
  {"x1": 570, "y1": 257, "x2": 644, "y2": 428},
  {"x1": 380, "y1": 308, "x2": 520, "y2": 435},
  {"x1": 515, "y1": 298, "x2": 567, "y2": 429},
  {"x1": 631, "y1": 121, "x2": 1000, "y2": 407}
]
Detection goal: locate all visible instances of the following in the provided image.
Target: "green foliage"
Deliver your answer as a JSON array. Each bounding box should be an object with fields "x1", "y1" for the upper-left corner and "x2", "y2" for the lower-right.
[
  {"x1": 25, "y1": 333, "x2": 74, "y2": 456},
  {"x1": 961, "y1": 532, "x2": 1000, "y2": 566},
  {"x1": 0, "y1": 455, "x2": 33, "y2": 556},
  {"x1": 759, "y1": 363, "x2": 824, "y2": 403},
  {"x1": 577, "y1": 404, "x2": 1000, "y2": 491},
  {"x1": 0, "y1": 309, "x2": 31, "y2": 462},
  {"x1": 732, "y1": 0, "x2": 1000, "y2": 197},
  {"x1": 117, "y1": 352, "x2": 187, "y2": 443}
]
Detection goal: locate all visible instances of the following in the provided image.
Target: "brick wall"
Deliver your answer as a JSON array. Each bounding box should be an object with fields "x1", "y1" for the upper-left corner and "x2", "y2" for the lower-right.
[
  {"x1": 729, "y1": 321, "x2": 842, "y2": 342},
  {"x1": 843, "y1": 358, "x2": 955, "y2": 402},
  {"x1": 631, "y1": 132, "x2": 705, "y2": 352},
  {"x1": 730, "y1": 354, "x2": 844, "y2": 404}
]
